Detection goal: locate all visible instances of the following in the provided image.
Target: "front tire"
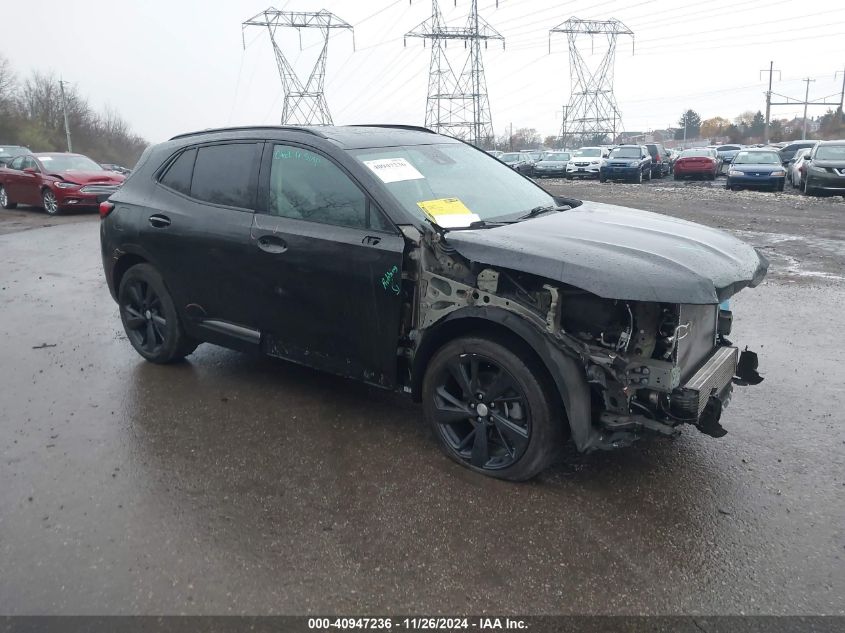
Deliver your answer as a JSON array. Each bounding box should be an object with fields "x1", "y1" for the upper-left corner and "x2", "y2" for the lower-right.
[
  {"x1": 0, "y1": 185, "x2": 17, "y2": 209},
  {"x1": 118, "y1": 263, "x2": 198, "y2": 363},
  {"x1": 422, "y1": 336, "x2": 563, "y2": 481},
  {"x1": 42, "y1": 189, "x2": 60, "y2": 215}
]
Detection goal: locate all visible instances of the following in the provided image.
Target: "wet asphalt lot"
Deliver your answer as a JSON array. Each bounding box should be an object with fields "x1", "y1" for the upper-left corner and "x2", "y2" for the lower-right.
[{"x1": 0, "y1": 176, "x2": 843, "y2": 615}]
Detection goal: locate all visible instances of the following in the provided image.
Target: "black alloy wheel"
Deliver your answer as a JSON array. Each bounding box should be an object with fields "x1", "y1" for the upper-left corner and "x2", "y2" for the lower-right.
[
  {"x1": 423, "y1": 336, "x2": 563, "y2": 481},
  {"x1": 122, "y1": 277, "x2": 168, "y2": 356},
  {"x1": 118, "y1": 263, "x2": 197, "y2": 363}
]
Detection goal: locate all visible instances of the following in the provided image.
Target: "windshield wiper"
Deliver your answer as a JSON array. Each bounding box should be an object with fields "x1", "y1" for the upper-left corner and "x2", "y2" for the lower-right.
[
  {"x1": 445, "y1": 219, "x2": 516, "y2": 231},
  {"x1": 518, "y1": 204, "x2": 569, "y2": 220}
]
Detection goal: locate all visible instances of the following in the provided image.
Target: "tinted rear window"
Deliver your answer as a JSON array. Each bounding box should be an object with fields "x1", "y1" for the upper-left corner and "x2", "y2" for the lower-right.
[
  {"x1": 160, "y1": 148, "x2": 196, "y2": 195},
  {"x1": 190, "y1": 143, "x2": 256, "y2": 209}
]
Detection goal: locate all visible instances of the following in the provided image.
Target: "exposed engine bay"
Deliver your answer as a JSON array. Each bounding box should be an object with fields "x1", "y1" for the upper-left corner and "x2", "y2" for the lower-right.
[{"x1": 402, "y1": 222, "x2": 765, "y2": 453}]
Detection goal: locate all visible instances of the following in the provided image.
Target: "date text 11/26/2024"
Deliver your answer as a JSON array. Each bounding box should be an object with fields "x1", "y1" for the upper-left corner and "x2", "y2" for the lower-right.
[{"x1": 307, "y1": 617, "x2": 528, "y2": 630}]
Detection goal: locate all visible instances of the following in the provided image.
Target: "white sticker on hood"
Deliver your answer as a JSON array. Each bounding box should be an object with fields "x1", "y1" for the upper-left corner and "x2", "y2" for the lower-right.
[{"x1": 363, "y1": 158, "x2": 424, "y2": 184}]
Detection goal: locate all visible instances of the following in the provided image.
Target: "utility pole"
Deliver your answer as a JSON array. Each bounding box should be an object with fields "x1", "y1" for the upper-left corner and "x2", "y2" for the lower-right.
[
  {"x1": 242, "y1": 8, "x2": 354, "y2": 125},
  {"x1": 405, "y1": 1, "x2": 504, "y2": 147},
  {"x1": 549, "y1": 18, "x2": 633, "y2": 146},
  {"x1": 769, "y1": 77, "x2": 840, "y2": 139},
  {"x1": 58, "y1": 79, "x2": 72, "y2": 153},
  {"x1": 802, "y1": 78, "x2": 815, "y2": 140},
  {"x1": 837, "y1": 68, "x2": 845, "y2": 122},
  {"x1": 759, "y1": 61, "x2": 781, "y2": 144},
  {"x1": 682, "y1": 112, "x2": 687, "y2": 147},
  {"x1": 509, "y1": 122, "x2": 513, "y2": 151}
]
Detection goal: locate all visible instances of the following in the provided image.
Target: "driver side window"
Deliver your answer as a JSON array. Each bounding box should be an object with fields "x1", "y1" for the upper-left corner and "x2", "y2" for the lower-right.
[
  {"x1": 268, "y1": 145, "x2": 391, "y2": 231},
  {"x1": 22, "y1": 157, "x2": 39, "y2": 171}
]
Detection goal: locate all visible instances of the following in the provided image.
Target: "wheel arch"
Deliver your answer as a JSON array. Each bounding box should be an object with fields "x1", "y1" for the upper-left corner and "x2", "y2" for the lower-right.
[
  {"x1": 410, "y1": 307, "x2": 592, "y2": 450},
  {"x1": 112, "y1": 252, "x2": 150, "y2": 297}
]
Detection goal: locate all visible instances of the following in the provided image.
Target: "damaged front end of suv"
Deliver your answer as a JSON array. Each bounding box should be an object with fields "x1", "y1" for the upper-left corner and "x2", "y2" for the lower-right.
[{"x1": 404, "y1": 199, "x2": 767, "y2": 454}]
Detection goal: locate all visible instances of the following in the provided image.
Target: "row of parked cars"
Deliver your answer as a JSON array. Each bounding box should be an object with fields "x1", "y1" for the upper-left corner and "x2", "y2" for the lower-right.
[
  {"x1": 0, "y1": 145, "x2": 129, "y2": 214},
  {"x1": 714, "y1": 140, "x2": 845, "y2": 195},
  {"x1": 491, "y1": 143, "x2": 674, "y2": 182},
  {"x1": 493, "y1": 139, "x2": 845, "y2": 196}
]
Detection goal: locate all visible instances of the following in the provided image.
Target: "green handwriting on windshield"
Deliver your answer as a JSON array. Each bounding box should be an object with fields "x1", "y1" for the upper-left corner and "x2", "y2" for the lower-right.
[{"x1": 273, "y1": 148, "x2": 321, "y2": 165}]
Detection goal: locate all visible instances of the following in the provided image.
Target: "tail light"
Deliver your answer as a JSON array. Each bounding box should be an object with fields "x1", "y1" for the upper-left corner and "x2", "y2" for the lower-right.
[{"x1": 99, "y1": 201, "x2": 115, "y2": 219}]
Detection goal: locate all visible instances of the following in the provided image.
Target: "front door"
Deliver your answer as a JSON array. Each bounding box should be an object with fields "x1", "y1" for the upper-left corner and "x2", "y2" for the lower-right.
[
  {"x1": 20, "y1": 156, "x2": 43, "y2": 205},
  {"x1": 248, "y1": 143, "x2": 406, "y2": 388}
]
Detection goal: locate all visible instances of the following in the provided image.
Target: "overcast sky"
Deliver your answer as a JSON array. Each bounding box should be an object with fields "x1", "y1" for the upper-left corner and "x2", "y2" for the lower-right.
[{"x1": 3, "y1": 0, "x2": 844, "y2": 142}]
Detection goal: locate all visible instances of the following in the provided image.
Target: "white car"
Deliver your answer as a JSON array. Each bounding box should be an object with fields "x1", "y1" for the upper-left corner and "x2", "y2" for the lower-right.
[
  {"x1": 788, "y1": 148, "x2": 811, "y2": 188},
  {"x1": 565, "y1": 147, "x2": 609, "y2": 179}
]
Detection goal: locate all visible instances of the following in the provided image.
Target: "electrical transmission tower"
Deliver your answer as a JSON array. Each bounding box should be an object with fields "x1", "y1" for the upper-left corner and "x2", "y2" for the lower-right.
[
  {"x1": 549, "y1": 18, "x2": 633, "y2": 146},
  {"x1": 242, "y1": 8, "x2": 353, "y2": 125},
  {"x1": 405, "y1": 1, "x2": 504, "y2": 147}
]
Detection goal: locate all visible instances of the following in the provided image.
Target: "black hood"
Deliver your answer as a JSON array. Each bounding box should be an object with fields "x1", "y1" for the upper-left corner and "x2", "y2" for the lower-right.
[{"x1": 445, "y1": 201, "x2": 768, "y2": 304}]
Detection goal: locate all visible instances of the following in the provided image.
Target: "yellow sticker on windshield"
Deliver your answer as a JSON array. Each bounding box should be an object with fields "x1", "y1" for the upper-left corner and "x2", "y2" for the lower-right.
[{"x1": 417, "y1": 198, "x2": 481, "y2": 228}]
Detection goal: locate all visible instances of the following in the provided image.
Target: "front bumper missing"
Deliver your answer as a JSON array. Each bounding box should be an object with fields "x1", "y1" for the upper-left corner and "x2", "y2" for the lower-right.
[{"x1": 595, "y1": 345, "x2": 762, "y2": 446}]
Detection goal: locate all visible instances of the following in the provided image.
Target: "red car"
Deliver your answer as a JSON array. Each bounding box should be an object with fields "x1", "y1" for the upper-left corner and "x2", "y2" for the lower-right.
[
  {"x1": 672, "y1": 148, "x2": 722, "y2": 181},
  {"x1": 0, "y1": 152, "x2": 125, "y2": 215}
]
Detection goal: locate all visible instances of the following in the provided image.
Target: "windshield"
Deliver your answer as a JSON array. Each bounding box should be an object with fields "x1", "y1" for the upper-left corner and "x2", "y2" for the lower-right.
[
  {"x1": 543, "y1": 153, "x2": 570, "y2": 161},
  {"x1": 718, "y1": 145, "x2": 741, "y2": 151},
  {"x1": 680, "y1": 149, "x2": 713, "y2": 158},
  {"x1": 351, "y1": 143, "x2": 555, "y2": 227},
  {"x1": 36, "y1": 154, "x2": 103, "y2": 172},
  {"x1": 815, "y1": 145, "x2": 845, "y2": 160},
  {"x1": 573, "y1": 148, "x2": 601, "y2": 158},
  {"x1": 500, "y1": 153, "x2": 521, "y2": 162},
  {"x1": 733, "y1": 151, "x2": 780, "y2": 165},
  {"x1": 609, "y1": 147, "x2": 642, "y2": 159}
]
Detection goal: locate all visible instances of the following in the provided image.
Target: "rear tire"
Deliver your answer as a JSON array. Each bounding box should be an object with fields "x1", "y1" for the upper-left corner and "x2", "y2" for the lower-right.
[
  {"x1": 422, "y1": 335, "x2": 564, "y2": 481},
  {"x1": 118, "y1": 263, "x2": 198, "y2": 363},
  {"x1": 0, "y1": 185, "x2": 16, "y2": 209}
]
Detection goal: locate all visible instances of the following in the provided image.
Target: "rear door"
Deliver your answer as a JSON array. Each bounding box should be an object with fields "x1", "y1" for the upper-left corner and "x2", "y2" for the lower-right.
[
  {"x1": 142, "y1": 141, "x2": 261, "y2": 343},
  {"x1": 247, "y1": 142, "x2": 406, "y2": 388}
]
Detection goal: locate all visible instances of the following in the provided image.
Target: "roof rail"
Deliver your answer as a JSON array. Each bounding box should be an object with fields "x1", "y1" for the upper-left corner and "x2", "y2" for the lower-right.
[
  {"x1": 168, "y1": 125, "x2": 327, "y2": 141},
  {"x1": 346, "y1": 124, "x2": 437, "y2": 135}
]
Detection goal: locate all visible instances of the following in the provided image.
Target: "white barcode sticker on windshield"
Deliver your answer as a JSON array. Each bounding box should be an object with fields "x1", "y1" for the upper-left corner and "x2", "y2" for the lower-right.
[{"x1": 363, "y1": 158, "x2": 424, "y2": 184}]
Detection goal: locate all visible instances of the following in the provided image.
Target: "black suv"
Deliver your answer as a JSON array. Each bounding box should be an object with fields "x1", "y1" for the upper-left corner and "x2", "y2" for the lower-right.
[
  {"x1": 644, "y1": 143, "x2": 670, "y2": 178},
  {"x1": 101, "y1": 125, "x2": 766, "y2": 480}
]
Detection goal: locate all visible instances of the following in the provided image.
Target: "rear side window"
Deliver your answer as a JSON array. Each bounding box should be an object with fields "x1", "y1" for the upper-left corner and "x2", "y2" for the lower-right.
[
  {"x1": 160, "y1": 148, "x2": 196, "y2": 195},
  {"x1": 190, "y1": 144, "x2": 256, "y2": 209}
]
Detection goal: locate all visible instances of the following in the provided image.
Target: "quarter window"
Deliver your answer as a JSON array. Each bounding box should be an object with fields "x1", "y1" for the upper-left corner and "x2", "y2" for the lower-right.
[
  {"x1": 160, "y1": 148, "x2": 196, "y2": 196},
  {"x1": 268, "y1": 144, "x2": 377, "y2": 230},
  {"x1": 190, "y1": 143, "x2": 256, "y2": 209},
  {"x1": 10, "y1": 156, "x2": 24, "y2": 171}
]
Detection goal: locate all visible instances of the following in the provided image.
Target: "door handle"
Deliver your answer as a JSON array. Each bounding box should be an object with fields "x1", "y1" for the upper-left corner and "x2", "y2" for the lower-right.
[
  {"x1": 362, "y1": 235, "x2": 381, "y2": 246},
  {"x1": 257, "y1": 234, "x2": 288, "y2": 254},
  {"x1": 148, "y1": 214, "x2": 171, "y2": 228}
]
